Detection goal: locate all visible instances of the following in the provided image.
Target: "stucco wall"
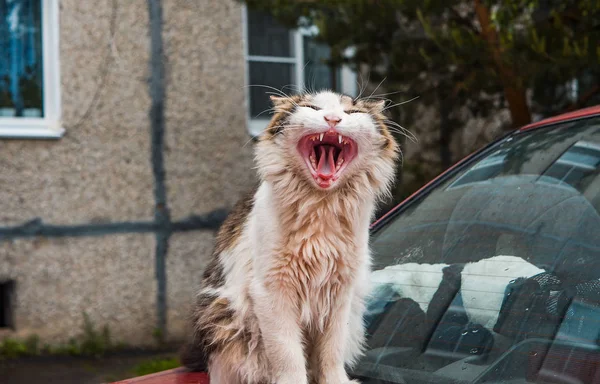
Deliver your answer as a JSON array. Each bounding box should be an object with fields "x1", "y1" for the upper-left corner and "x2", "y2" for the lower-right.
[
  {"x1": 0, "y1": 235, "x2": 157, "y2": 345},
  {"x1": 0, "y1": 0, "x2": 254, "y2": 346},
  {"x1": 162, "y1": 0, "x2": 255, "y2": 220}
]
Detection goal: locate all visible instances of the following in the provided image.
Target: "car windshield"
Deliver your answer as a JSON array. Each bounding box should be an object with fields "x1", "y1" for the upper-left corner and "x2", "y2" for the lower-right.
[{"x1": 352, "y1": 115, "x2": 600, "y2": 384}]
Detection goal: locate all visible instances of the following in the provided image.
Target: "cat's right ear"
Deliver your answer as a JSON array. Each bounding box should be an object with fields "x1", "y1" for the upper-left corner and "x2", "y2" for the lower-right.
[{"x1": 270, "y1": 95, "x2": 287, "y2": 107}]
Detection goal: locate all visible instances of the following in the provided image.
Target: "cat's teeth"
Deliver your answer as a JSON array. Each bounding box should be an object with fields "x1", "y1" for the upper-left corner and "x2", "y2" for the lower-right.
[
  {"x1": 338, "y1": 135, "x2": 342, "y2": 144},
  {"x1": 319, "y1": 133, "x2": 324, "y2": 141},
  {"x1": 336, "y1": 157, "x2": 344, "y2": 170}
]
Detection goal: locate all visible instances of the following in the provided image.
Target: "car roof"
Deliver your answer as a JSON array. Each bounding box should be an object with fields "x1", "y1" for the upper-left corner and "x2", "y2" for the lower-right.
[{"x1": 519, "y1": 105, "x2": 600, "y2": 132}]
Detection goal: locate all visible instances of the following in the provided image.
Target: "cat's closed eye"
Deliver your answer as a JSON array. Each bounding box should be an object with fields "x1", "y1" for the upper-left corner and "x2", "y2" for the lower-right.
[
  {"x1": 345, "y1": 109, "x2": 363, "y2": 114},
  {"x1": 304, "y1": 105, "x2": 321, "y2": 111}
]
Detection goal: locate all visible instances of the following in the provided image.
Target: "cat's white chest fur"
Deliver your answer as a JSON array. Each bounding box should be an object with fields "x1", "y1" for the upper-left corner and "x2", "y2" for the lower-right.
[{"x1": 246, "y1": 182, "x2": 372, "y2": 330}]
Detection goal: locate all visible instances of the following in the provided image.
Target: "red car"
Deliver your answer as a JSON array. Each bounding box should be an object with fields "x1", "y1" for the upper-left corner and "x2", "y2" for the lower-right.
[{"x1": 117, "y1": 105, "x2": 600, "y2": 384}]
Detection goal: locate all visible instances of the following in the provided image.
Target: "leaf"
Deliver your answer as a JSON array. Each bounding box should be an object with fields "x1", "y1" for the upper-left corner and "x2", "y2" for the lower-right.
[
  {"x1": 419, "y1": 46, "x2": 432, "y2": 62},
  {"x1": 415, "y1": 8, "x2": 433, "y2": 38}
]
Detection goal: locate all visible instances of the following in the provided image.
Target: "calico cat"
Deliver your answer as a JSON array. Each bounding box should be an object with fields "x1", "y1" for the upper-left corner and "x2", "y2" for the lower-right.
[{"x1": 181, "y1": 91, "x2": 399, "y2": 384}]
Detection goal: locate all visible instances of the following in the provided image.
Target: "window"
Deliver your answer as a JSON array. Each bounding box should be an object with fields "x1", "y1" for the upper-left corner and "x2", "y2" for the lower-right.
[
  {"x1": 242, "y1": 7, "x2": 357, "y2": 137},
  {"x1": 0, "y1": 0, "x2": 62, "y2": 139}
]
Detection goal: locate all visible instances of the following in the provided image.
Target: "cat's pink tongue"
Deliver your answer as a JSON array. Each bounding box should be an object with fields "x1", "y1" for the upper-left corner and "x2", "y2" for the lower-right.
[{"x1": 317, "y1": 146, "x2": 336, "y2": 179}]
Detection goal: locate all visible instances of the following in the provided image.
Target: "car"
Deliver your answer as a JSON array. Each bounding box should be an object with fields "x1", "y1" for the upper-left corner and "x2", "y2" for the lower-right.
[{"x1": 115, "y1": 104, "x2": 600, "y2": 384}]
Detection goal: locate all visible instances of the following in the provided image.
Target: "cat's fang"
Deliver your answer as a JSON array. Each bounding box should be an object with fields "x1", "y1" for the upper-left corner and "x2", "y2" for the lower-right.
[{"x1": 338, "y1": 135, "x2": 343, "y2": 144}]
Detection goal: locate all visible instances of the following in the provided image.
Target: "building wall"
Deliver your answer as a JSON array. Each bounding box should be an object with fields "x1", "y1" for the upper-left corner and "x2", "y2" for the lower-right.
[{"x1": 0, "y1": 0, "x2": 254, "y2": 346}]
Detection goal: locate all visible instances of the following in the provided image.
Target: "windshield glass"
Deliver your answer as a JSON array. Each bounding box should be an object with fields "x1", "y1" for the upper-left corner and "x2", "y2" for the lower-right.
[{"x1": 353, "y1": 115, "x2": 600, "y2": 384}]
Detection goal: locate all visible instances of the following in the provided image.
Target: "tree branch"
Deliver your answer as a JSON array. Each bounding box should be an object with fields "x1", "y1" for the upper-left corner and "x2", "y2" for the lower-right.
[{"x1": 474, "y1": 0, "x2": 531, "y2": 128}]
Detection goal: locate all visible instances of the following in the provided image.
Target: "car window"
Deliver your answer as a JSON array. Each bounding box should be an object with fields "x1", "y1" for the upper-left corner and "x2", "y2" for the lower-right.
[{"x1": 353, "y1": 115, "x2": 600, "y2": 384}]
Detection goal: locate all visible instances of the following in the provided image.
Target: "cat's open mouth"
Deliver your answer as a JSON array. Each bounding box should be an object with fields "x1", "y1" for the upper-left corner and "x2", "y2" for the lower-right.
[{"x1": 298, "y1": 130, "x2": 357, "y2": 189}]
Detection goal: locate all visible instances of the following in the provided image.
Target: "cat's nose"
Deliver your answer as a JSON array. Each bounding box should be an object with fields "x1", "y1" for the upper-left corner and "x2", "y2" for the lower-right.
[{"x1": 324, "y1": 115, "x2": 342, "y2": 128}]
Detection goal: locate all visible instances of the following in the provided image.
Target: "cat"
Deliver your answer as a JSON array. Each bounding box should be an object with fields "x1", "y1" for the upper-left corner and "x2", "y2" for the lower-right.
[{"x1": 181, "y1": 91, "x2": 399, "y2": 384}]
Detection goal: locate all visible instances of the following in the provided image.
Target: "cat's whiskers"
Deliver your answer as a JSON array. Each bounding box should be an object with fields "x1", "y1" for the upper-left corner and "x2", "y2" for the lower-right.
[
  {"x1": 381, "y1": 96, "x2": 420, "y2": 112},
  {"x1": 265, "y1": 91, "x2": 301, "y2": 108},
  {"x1": 282, "y1": 83, "x2": 303, "y2": 94},
  {"x1": 364, "y1": 89, "x2": 410, "y2": 100},
  {"x1": 367, "y1": 77, "x2": 387, "y2": 100},
  {"x1": 244, "y1": 84, "x2": 291, "y2": 100},
  {"x1": 255, "y1": 107, "x2": 295, "y2": 119},
  {"x1": 384, "y1": 121, "x2": 418, "y2": 142},
  {"x1": 354, "y1": 70, "x2": 370, "y2": 101}
]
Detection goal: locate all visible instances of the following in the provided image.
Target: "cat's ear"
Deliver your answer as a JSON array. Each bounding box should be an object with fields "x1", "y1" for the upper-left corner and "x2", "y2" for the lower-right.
[
  {"x1": 270, "y1": 95, "x2": 288, "y2": 107},
  {"x1": 369, "y1": 99, "x2": 386, "y2": 113},
  {"x1": 361, "y1": 98, "x2": 386, "y2": 113},
  {"x1": 270, "y1": 95, "x2": 302, "y2": 108}
]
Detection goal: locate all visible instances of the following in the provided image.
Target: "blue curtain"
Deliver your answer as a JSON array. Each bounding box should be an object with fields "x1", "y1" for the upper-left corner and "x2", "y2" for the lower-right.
[{"x1": 0, "y1": 0, "x2": 43, "y2": 116}]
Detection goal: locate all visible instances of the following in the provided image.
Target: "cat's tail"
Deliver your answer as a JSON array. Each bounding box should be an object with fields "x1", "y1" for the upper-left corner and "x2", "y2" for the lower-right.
[{"x1": 179, "y1": 340, "x2": 209, "y2": 372}]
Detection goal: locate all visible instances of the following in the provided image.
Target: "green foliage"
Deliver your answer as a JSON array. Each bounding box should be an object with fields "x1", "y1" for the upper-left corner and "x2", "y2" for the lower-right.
[
  {"x1": 24, "y1": 334, "x2": 40, "y2": 356},
  {"x1": 78, "y1": 312, "x2": 112, "y2": 357},
  {"x1": 0, "y1": 338, "x2": 28, "y2": 359},
  {"x1": 132, "y1": 357, "x2": 179, "y2": 376},
  {"x1": 0, "y1": 335, "x2": 43, "y2": 359},
  {"x1": 0, "y1": 313, "x2": 122, "y2": 359}
]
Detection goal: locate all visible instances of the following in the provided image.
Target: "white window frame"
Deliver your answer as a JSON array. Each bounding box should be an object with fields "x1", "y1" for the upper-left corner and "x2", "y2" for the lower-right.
[
  {"x1": 0, "y1": 0, "x2": 63, "y2": 139},
  {"x1": 242, "y1": 5, "x2": 357, "y2": 137}
]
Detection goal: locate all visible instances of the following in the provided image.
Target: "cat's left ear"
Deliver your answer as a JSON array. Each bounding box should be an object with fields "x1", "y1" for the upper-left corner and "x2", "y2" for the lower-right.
[{"x1": 368, "y1": 99, "x2": 386, "y2": 113}]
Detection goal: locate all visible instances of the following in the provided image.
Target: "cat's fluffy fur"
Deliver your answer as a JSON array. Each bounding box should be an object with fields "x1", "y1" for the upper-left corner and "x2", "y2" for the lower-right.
[{"x1": 181, "y1": 91, "x2": 399, "y2": 384}]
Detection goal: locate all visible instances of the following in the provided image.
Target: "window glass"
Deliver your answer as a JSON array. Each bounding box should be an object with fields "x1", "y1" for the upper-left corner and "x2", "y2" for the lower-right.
[
  {"x1": 248, "y1": 62, "x2": 295, "y2": 118},
  {"x1": 0, "y1": 0, "x2": 44, "y2": 118},
  {"x1": 354, "y1": 116, "x2": 600, "y2": 383},
  {"x1": 247, "y1": 9, "x2": 294, "y2": 57},
  {"x1": 303, "y1": 36, "x2": 341, "y2": 92}
]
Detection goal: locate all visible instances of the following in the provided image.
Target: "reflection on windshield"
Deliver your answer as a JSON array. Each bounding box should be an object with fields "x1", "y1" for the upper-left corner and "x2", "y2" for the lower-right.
[
  {"x1": 355, "y1": 116, "x2": 600, "y2": 384},
  {"x1": 543, "y1": 141, "x2": 600, "y2": 192}
]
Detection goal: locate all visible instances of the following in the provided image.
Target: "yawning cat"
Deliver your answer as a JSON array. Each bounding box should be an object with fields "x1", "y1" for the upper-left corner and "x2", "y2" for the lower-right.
[{"x1": 181, "y1": 91, "x2": 399, "y2": 384}]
